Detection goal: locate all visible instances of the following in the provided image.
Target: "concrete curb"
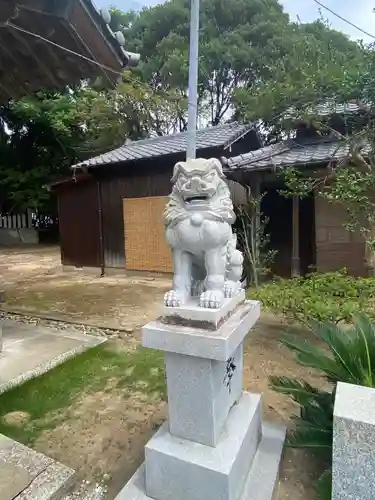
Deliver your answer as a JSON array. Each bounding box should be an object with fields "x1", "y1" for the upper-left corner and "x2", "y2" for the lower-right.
[
  {"x1": 0, "y1": 335, "x2": 106, "y2": 395},
  {"x1": 0, "y1": 306, "x2": 135, "y2": 334}
]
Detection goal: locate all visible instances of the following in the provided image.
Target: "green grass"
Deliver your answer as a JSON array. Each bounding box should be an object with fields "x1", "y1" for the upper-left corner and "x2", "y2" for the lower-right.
[{"x1": 0, "y1": 343, "x2": 165, "y2": 445}]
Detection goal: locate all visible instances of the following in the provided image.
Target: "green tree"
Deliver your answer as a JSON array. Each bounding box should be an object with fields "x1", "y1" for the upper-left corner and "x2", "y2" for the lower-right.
[
  {"x1": 234, "y1": 19, "x2": 365, "y2": 132},
  {"x1": 108, "y1": 6, "x2": 138, "y2": 32},
  {"x1": 0, "y1": 77, "x2": 166, "y2": 212},
  {"x1": 235, "y1": 20, "x2": 375, "y2": 272},
  {"x1": 117, "y1": 2, "x2": 364, "y2": 132},
  {"x1": 117, "y1": 0, "x2": 294, "y2": 130}
]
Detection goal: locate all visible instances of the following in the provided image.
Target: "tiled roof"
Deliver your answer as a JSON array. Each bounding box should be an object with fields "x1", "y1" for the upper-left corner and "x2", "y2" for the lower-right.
[
  {"x1": 222, "y1": 139, "x2": 370, "y2": 172},
  {"x1": 283, "y1": 100, "x2": 366, "y2": 120},
  {"x1": 73, "y1": 122, "x2": 255, "y2": 169}
]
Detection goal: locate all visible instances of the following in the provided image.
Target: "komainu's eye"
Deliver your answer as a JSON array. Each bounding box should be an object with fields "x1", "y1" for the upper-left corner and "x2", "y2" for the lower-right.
[{"x1": 204, "y1": 172, "x2": 215, "y2": 180}]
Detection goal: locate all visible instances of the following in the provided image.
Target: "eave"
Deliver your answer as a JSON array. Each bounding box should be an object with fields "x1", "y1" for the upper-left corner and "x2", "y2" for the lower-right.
[{"x1": 0, "y1": 0, "x2": 132, "y2": 103}]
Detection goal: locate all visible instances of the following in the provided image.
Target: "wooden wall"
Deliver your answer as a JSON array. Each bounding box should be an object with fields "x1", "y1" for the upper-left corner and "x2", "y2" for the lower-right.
[
  {"x1": 58, "y1": 180, "x2": 101, "y2": 267},
  {"x1": 100, "y1": 169, "x2": 172, "y2": 268},
  {"x1": 56, "y1": 145, "x2": 251, "y2": 271},
  {"x1": 315, "y1": 196, "x2": 366, "y2": 275}
]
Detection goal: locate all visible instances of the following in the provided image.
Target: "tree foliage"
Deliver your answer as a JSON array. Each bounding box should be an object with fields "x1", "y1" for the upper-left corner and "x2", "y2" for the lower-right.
[
  {"x1": 237, "y1": 18, "x2": 375, "y2": 270},
  {"x1": 0, "y1": 0, "x2": 369, "y2": 215},
  {"x1": 0, "y1": 76, "x2": 169, "y2": 212},
  {"x1": 235, "y1": 18, "x2": 365, "y2": 130},
  {"x1": 120, "y1": 1, "x2": 363, "y2": 132}
]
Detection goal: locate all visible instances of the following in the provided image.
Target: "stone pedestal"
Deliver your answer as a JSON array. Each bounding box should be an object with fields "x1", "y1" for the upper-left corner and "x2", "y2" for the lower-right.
[
  {"x1": 333, "y1": 382, "x2": 375, "y2": 500},
  {"x1": 115, "y1": 295, "x2": 286, "y2": 500}
]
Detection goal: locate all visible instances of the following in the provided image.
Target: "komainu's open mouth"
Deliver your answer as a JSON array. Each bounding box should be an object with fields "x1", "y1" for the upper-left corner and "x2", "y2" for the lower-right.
[{"x1": 185, "y1": 195, "x2": 209, "y2": 203}]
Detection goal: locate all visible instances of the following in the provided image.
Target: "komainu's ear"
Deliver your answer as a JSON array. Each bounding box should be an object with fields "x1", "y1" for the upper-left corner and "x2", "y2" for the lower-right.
[
  {"x1": 209, "y1": 158, "x2": 225, "y2": 178},
  {"x1": 171, "y1": 161, "x2": 185, "y2": 183}
]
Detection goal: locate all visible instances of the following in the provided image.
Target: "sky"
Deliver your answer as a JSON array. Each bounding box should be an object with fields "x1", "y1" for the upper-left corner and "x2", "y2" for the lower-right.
[{"x1": 95, "y1": 0, "x2": 375, "y2": 43}]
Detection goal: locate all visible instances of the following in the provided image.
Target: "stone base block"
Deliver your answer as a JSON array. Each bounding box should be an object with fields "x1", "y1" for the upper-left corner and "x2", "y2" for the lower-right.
[
  {"x1": 114, "y1": 393, "x2": 286, "y2": 500},
  {"x1": 0, "y1": 433, "x2": 75, "y2": 500},
  {"x1": 142, "y1": 300, "x2": 260, "y2": 361},
  {"x1": 240, "y1": 422, "x2": 286, "y2": 500},
  {"x1": 145, "y1": 392, "x2": 261, "y2": 500},
  {"x1": 115, "y1": 423, "x2": 285, "y2": 500},
  {"x1": 162, "y1": 290, "x2": 246, "y2": 330},
  {"x1": 333, "y1": 382, "x2": 375, "y2": 500}
]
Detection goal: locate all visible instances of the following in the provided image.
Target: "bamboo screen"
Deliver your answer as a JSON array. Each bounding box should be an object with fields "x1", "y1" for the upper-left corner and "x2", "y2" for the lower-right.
[{"x1": 123, "y1": 196, "x2": 173, "y2": 272}]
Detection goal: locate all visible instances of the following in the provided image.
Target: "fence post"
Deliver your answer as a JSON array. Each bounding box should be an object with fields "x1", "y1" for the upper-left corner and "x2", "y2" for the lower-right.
[{"x1": 27, "y1": 209, "x2": 33, "y2": 229}]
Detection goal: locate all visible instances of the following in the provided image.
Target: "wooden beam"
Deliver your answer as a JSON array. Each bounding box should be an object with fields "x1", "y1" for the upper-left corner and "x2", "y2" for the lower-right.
[
  {"x1": 9, "y1": 28, "x2": 60, "y2": 88},
  {"x1": 0, "y1": 78, "x2": 16, "y2": 100},
  {"x1": 0, "y1": 40, "x2": 29, "y2": 95},
  {"x1": 253, "y1": 173, "x2": 261, "y2": 278},
  {"x1": 291, "y1": 194, "x2": 301, "y2": 277},
  {"x1": 69, "y1": 24, "x2": 112, "y2": 82},
  {"x1": 0, "y1": 38, "x2": 21, "y2": 67}
]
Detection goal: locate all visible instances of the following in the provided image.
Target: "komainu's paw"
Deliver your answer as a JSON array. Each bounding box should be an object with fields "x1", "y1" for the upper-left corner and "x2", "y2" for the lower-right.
[
  {"x1": 199, "y1": 290, "x2": 224, "y2": 309},
  {"x1": 224, "y1": 280, "x2": 241, "y2": 298},
  {"x1": 164, "y1": 290, "x2": 188, "y2": 307}
]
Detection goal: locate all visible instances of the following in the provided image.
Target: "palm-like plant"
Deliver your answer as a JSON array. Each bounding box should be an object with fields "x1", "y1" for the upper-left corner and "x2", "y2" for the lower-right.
[{"x1": 270, "y1": 314, "x2": 375, "y2": 500}]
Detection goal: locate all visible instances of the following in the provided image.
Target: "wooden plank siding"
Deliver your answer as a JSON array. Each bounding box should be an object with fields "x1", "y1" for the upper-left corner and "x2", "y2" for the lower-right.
[
  {"x1": 100, "y1": 177, "x2": 127, "y2": 268},
  {"x1": 57, "y1": 180, "x2": 101, "y2": 267},
  {"x1": 55, "y1": 154, "x2": 248, "y2": 271}
]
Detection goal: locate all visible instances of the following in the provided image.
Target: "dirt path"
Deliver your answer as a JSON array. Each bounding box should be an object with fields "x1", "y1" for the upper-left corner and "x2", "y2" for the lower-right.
[
  {"x1": 26, "y1": 318, "x2": 324, "y2": 500},
  {"x1": 0, "y1": 246, "x2": 61, "y2": 286},
  {"x1": 0, "y1": 247, "x2": 324, "y2": 499},
  {"x1": 244, "y1": 314, "x2": 325, "y2": 500},
  {"x1": 0, "y1": 246, "x2": 171, "y2": 331}
]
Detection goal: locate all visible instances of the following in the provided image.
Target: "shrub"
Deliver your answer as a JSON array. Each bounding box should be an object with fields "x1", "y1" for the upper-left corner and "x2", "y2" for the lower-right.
[
  {"x1": 250, "y1": 270, "x2": 375, "y2": 324},
  {"x1": 235, "y1": 200, "x2": 277, "y2": 287},
  {"x1": 270, "y1": 314, "x2": 375, "y2": 499}
]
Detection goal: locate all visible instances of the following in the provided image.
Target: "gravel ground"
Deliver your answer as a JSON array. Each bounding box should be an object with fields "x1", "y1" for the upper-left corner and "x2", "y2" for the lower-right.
[
  {"x1": 63, "y1": 480, "x2": 107, "y2": 500},
  {"x1": 1, "y1": 312, "x2": 131, "y2": 339}
]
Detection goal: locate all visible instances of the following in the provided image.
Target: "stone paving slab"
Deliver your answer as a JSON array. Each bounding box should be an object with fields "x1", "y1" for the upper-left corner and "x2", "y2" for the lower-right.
[
  {"x1": 0, "y1": 319, "x2": 106, "y2": 394},
  {"x1": 0, "y1": 459, "x2": 31, "y2": 498},
  {"x1": 16, "y1": 461, "x2": 76, "y2": 500},
  {"x1": 0, "y1": 434, "x2": 75, "y2": 500}
]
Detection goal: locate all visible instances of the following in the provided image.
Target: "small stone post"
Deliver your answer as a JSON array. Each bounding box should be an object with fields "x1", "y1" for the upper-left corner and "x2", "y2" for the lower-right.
[{"x1": 333, "y1": 382, "x2": 375, "y2": 500}]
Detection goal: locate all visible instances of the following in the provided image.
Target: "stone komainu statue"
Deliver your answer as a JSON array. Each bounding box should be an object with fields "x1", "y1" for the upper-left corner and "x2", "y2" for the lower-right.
[{"x1": 164, "y1": 157, "x2": 243, "y2": 309}]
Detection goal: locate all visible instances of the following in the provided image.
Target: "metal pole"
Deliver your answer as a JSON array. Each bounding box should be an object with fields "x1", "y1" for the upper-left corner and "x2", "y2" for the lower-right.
[{"x1": 186, "y1": 0, "x2": 200, "y2": 160}]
